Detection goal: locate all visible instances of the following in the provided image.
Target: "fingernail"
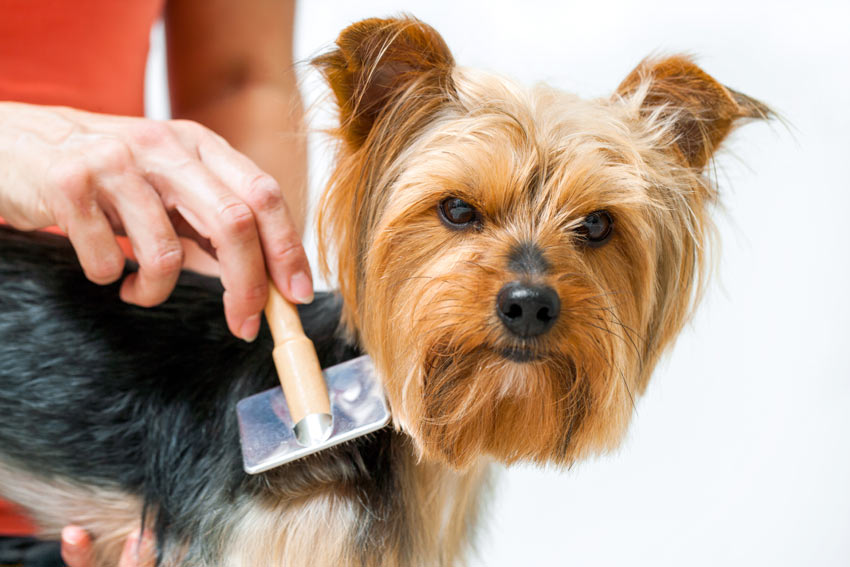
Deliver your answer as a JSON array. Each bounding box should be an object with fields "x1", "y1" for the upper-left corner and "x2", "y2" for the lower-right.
[
  {"x1": 240, "y1": 314, "x2": 261, "y2": 343},
  {"x1": 62, "y1": 526, "x2": 85, "y2": 546},
  {"x1": 290, "y1": 271, "x2": 314, "y2": 304}
]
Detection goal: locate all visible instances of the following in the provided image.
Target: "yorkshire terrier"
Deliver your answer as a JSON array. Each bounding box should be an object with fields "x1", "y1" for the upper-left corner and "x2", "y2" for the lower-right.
[{"x1": 0, "y1": 16, "x2": 770, "y2": 567}]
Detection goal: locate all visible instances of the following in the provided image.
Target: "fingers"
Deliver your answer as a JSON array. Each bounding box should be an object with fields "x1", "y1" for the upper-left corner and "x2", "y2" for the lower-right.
[
  {"x1": 52, "y1": 164, "x2": 126, "y2": 286},
  {"x1": 153, "y1": 159, "x2": 269, "y2": 341},
  {"x1": 61, "y1": 526, "x2": 94, "y2": 567},
  {"x1": 196, "y1": 136, "x2": 313, "y2": 305},
  {"x1": 61, "y1": 525, "x2": 155, "y2": 567},
  {"x1": 42, "y1": 116, "x2": 313, "y2": 342},
  {"x1": 59, "y1": 166, "x2": 185, "y2": 308},
  {"x1": 229, "y1": 171, "x2": 313, "y2": 306},
  {"x1": 106, "y1": 174, "x2": 184, "y2": 308},
  {"x1": 119, "y1": 530, "x2": 155, "y2": 567}
]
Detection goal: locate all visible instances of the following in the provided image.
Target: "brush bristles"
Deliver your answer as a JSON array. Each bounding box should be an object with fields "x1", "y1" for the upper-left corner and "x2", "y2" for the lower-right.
[{"x1": 0, "y1": 16, "x2": 771, "y2": 567}]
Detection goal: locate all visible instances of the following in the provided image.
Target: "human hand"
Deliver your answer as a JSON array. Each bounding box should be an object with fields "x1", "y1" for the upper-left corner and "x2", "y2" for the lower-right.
[
  {"x1": 0, "y1": 102, "x2": 313, "y2": 341},
  {"x1": 61, "y1": 526, "x2": 154, "y2": 567}
]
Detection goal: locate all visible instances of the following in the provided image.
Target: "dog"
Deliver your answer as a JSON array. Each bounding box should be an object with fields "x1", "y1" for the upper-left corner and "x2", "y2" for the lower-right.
[{"x1": 0, "y1": 16, "x2": 770, "y2": 567}]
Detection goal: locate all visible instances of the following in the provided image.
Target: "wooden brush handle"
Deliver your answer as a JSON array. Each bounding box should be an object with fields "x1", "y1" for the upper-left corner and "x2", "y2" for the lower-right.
[{"x1": 264, "y1": 283, "x2": 330, "y2": 423}]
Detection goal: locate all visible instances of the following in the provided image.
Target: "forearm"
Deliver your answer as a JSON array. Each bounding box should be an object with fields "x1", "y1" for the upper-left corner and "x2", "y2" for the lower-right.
[{"x1": 172, "y1": 79, "x2": 308, "y2": 236}]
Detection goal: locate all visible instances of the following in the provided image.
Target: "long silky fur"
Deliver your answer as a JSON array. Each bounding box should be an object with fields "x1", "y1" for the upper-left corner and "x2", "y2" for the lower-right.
[
  {"x1": 0, "y1": 15, "x2": 770, "y2": 567},
  {"x1": 0, "y1": 227, "x2": 489, "y2": 566},
  {"x1": 314, "y1": 19, "x2": 770, "y2": 469}
]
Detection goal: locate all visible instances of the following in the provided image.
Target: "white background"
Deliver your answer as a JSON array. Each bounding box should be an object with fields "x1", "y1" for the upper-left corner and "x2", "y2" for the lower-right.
[{"x1": 147, "y1": 2, "x2": 850, "y2": 565}]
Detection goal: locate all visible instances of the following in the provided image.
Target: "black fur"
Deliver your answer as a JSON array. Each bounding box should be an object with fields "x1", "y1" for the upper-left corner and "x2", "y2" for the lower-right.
[
  {"x1": 0, "y1": 226, "x2": 406, "y2": 563},
  {"x1": 507, "y1": 241, "x2": 550, "y2": 275},
  {"x1": 0, "y1": 535, "x2": 63, "y2": 566}
]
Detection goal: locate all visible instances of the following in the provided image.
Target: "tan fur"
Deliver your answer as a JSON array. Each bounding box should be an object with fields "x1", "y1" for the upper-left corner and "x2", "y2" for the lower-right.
[
  {"x1": 316, "y1": 17, "x2": 770, "y2": 472},
  {"x1": 1, "y1": 436, "x2": 488, "y2": 567},
  {"x1": 0, "y1": 461, "x2": 142, "y2": 566},
  {"x1": 4, "y1": 17, "x2": 769, "y2": 567},
  {"x1": 216, "y1": 452, "x2": 489, "y2": 567}
]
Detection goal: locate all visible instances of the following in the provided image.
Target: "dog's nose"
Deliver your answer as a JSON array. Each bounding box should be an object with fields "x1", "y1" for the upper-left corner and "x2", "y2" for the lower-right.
[{"x1": 496, "y1": 282, "x2": 560, "y2": 338}]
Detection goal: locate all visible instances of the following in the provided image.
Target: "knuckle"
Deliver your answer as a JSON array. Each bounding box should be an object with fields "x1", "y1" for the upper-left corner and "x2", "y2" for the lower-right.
[
  {"x1": 170, "y1": 119, "x2": 214, "y2": 141},
  {"x1": 169, "y1": 118, "x2": 202, "y2": 133},
  {"x1": 102, "y1": 139, "x2": 132, "y2": 163},
  {"x1": 271, "y1": 229, "x2": 305, "y2": 261},
  {"x1": 49, "y1": 161, "x2": 91, "y2": 201},
  {"x1": 93, "y1": 139, "x2": 133, "y2": 171},
  {"x1": 147, "y1": 245, "x2": 184, "y2": 277},
  {"x1": 217, "y1": 200, "x2": 256, "y2": 238},
  {"x1": 128, "y1": 121, "x2": 175, "y2": 147},
  {"x1": 242, "y1": 282, "x2": 268, "y2": 304},
  {"x1": 244, "y1": 174, "x2": 282, "y2": 211}
]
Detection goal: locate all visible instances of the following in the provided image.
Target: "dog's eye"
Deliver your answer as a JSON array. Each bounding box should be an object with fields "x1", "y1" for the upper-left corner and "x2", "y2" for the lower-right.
[
  {"x1": 438, "y1": 198, "x2": 479, "y2": 229},
  {"x1": 576, "y1": 210, "x2": 613, "y2": 247}
]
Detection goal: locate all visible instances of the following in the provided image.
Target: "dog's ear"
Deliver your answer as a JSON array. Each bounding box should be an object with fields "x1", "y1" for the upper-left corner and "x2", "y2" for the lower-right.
[
  {"x1": 616, "y1": 55, "x2": 771, "y2": 169},
  {"x1": 313, "y1": 16, "x2": 455, "y2": 149}
]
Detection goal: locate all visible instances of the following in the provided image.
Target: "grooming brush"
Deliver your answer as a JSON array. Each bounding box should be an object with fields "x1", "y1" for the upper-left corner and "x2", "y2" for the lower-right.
[{"x1": 236, "y1": 284, "x2": 390, "y2": 474}]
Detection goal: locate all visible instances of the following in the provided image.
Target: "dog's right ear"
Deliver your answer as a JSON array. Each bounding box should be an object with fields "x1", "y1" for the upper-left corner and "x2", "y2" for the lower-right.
[{"x1": 313, "y1": 17, "x2": 456, "y2": 150}]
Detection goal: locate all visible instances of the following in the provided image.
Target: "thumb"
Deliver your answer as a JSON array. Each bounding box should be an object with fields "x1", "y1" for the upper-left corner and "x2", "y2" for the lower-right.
[
  {"x1": 119, "y1": 529, "x2": 156, "y2": 567},
  {"x1": 60, "y1": 526, "x2": 94, "y2": 567}
]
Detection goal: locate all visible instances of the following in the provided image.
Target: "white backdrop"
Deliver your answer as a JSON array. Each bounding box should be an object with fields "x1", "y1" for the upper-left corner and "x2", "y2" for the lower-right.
[{"x1": 147, "y1": 2, "x2": 850, "y2": 565}]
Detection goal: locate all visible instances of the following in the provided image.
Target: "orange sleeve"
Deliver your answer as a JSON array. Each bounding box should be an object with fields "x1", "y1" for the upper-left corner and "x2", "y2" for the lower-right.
[
  {"x1": 0, "y1": 0, "x2": 163, "y2": 535},
  {"x1": 0, "y1": 0, "x2": 165, "y2": 116},
  {"x1": 0, "y1": 500, "x2": 37, "y2": 536}
]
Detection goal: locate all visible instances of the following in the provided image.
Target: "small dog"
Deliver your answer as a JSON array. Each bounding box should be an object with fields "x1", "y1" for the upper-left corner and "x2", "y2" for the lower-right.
[{"x1": 0, "y1": 16, "x2": 769, "y2": 567}]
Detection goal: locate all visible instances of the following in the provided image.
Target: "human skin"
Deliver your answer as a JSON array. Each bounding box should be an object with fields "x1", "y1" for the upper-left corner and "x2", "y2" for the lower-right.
[
  {"x1": 0, "y1": 0, "x2": 309, "y2": 345},
  {"x1": 60, "y1": 526, "x2": 155, "y2": 567},
  {"x1": 0, "y1": 1, "x2": 306, "y2": 564}
]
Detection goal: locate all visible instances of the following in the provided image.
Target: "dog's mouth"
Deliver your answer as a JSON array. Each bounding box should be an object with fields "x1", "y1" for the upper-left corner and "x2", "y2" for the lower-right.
[{"x1": 495, "y1": 346, "x2": 544, "y2": 363}]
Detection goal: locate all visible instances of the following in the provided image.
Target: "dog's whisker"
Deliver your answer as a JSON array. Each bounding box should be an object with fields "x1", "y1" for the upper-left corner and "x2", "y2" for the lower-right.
[
  {"x1": 588, "y1": 315, "x2": 646, "y2": 363},
  {"x1": 0, "y1": 12, "x2": 770, "y2": 564}
]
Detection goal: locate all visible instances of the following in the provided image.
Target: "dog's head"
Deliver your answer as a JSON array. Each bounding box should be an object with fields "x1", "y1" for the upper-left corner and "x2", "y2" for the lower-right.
[{"x1": 314, "y1": 17, "x2": 769, "y2": 469}]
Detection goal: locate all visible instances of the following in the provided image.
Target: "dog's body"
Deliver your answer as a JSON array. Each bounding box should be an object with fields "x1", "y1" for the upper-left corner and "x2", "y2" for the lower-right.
[
  {"x1": 0, "y1": 16, "x2": 769, "y2": 567},
  {"x1": 0, "y1": 226, "x2": 488, "y2": 566}
]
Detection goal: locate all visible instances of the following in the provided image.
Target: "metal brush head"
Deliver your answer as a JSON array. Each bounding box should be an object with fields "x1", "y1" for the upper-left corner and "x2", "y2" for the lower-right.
[{"x1": 236, "y1": 355, "x2": 391, "y2": 474}]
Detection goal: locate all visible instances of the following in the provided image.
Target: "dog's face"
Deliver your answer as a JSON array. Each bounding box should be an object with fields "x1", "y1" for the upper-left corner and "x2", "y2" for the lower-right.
[{"x1": 314, "y1": 18, "x2": 768, "y2": 469}]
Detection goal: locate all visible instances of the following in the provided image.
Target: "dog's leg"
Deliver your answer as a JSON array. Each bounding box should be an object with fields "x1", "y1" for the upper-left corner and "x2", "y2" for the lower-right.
[{"x1": 216, "y1": 453, "x2": 491, "y2": 567}]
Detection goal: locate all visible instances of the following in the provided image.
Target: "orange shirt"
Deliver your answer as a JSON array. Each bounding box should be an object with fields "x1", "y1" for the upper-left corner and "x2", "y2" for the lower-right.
[
  {"x1": 0, "y1": 0, "x2": 165, "y2": 116},
  {"x1": 0, "y1": 500, "x2": 36, "y2": 536},
  {"x1": 0, "y1": 0, "x2": 164, "y2": 535}
]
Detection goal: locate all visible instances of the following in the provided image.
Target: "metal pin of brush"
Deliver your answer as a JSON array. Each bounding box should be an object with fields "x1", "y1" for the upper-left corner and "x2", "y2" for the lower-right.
[{"x1": 236, "y1": 284, "x2": 390, "y2": 474}]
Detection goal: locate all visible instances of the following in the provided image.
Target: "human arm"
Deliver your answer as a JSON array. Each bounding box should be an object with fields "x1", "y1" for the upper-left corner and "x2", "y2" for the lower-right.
[
  {"x1": 0, "y1": 102, "x2": 307, "y2": 341},
  {"x1": 165, "y1": 0, "x2": 308, "y2": 236},
  {"x1": 0, "y1": 0, "x2": 312, "y2": 342}
]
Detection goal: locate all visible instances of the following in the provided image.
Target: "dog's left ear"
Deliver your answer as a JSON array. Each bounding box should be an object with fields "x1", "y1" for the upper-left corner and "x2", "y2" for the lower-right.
[
  {"x1": 616, "y1": 55, "x2": 771, "y2": 169},
  {"x1": 313, "y1": 17, "x2": 456, "y2": 150}
]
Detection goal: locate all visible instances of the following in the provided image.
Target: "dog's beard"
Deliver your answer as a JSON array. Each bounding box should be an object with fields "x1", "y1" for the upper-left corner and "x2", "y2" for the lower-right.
[
  {"x1": 417, "y1": 340, "x2": 585, "y2": 468},
  {"x1": 380, "y1": 283, "x2": 637, "y2": 469},
  {"x1": 360, "y1": 237, "x2": 643, "y2": 470}
]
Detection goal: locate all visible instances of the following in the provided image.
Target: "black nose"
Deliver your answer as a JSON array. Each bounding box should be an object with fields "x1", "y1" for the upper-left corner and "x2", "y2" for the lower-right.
[{"x1": 496, "y1": 282, "x2": 560, "y2": 338}]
